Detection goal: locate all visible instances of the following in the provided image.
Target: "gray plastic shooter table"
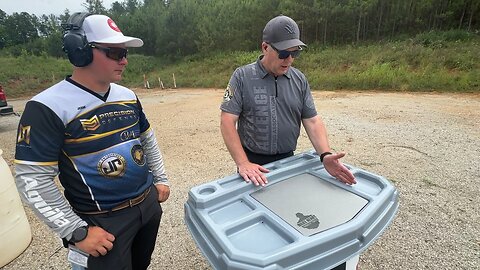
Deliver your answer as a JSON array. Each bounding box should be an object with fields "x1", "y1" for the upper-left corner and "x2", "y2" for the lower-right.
[{"x1": 184, "y1": 150, "x2": 399, "y2": 270}]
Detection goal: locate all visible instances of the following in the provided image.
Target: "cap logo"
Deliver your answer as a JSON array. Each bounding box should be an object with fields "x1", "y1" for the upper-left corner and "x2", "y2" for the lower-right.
[
  {"x1": 285, "y1": 24, "x2": 295, "y2": 34},
  {"x1": 107, "y1": 18, "x2": 122, "y2": 33}
]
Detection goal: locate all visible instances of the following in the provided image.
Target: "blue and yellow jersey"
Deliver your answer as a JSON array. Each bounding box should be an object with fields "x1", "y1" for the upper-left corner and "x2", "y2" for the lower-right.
[{"x1": 15, "y1": 77, "x2": 152, "y2": 212}]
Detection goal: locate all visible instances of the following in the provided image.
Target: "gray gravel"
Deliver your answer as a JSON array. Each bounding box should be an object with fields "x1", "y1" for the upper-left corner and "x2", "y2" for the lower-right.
[{"x1": 1, "y1": 89, "x2": 479, "y2": 270}]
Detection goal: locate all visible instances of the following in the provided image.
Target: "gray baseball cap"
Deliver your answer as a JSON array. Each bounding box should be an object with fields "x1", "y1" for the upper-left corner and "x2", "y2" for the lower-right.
[{"x1": 262, "y1": 15, "x2": 306, "y2": 50}]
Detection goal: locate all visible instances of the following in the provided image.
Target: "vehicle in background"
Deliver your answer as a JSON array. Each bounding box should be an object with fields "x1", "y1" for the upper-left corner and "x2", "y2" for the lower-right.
[{"x1": 0, "y1": 85, "x2": 14, "y2": 116}]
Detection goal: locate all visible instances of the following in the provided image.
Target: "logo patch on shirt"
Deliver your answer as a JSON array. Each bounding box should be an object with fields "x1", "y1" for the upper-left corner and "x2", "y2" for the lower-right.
[
  {"x1": 17, "y1": 124, "x2": 31, "y2": 144},
  {"x1": 97, "y1": 153, "x2": 126, "y2": 178},
  {"x1": 80, "y1": 115, "x2": 101, "y2": 131},
  {"x1": 131, "y1": 144, "x2": 146, "y2": 166},
  {"x1": 223, "y1": 84, "x2": 234, "y2": 103}
]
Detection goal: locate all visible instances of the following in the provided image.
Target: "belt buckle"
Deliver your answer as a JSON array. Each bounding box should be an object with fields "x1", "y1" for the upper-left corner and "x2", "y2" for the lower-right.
[{"x1": 126, "y1": 187, "x2": 148, "y2": 209}]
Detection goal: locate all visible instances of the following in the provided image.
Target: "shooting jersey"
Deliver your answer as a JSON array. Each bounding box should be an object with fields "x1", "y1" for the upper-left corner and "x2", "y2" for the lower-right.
[
  {"x1": 221, "y1": 56, "x2": 317, "y2": 155},
  {"x1": 15, "y1": 77, "x2": 153, "y2": 212}
]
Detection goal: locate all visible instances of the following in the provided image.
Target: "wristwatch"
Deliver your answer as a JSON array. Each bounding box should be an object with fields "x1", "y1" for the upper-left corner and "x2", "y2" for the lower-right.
[
  {"x1": 320, "y1": 151, "x2": 332, "y2": 163},
  {"x1": 70, "y1": 226, "x2": 89, "y2": 243}
]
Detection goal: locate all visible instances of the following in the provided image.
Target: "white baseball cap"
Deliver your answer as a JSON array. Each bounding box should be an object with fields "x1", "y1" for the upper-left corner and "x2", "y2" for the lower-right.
[{"x1": 83, "y1": 15, "x2": 143, "y2": 47}]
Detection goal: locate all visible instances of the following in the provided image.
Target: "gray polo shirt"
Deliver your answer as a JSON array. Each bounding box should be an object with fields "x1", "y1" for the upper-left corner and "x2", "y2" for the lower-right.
[{"x1": 221, "y1": 56, "x2": 317, "y2": 155}]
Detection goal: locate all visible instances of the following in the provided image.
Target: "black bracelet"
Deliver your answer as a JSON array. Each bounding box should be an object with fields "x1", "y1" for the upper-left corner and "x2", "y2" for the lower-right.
[{"x1": 320, "y1": 152, "x2": 332, "y2": 163}]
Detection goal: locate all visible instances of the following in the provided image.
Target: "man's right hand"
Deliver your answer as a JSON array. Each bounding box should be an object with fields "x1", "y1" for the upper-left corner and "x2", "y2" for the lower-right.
[
  {"x1": 76, "y1": 226, "x2": 115, "y2": 257},
  {"x1": 238, "y1": 162, "x2": 270, "y2": 186}
]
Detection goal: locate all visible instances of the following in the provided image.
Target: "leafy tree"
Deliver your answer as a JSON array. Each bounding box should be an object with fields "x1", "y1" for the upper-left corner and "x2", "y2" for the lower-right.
[
  {"x1": 0, "y1": 9, "x2": 7, "y2": 48},
  {"x1": 83, "y1": 0, "x2": 108, "y2": 14},
  {"x1": 2, "y1": 12, "x2": 39, "y2": 47},
  {"x1": 110, "y1": 1, "x2": 128, "y2": 17},
  {"x1": 0, "y1": 0, "x2": 479, "y2": 58},
  {"x1": 160, "y1": 0, "x2": 200, "y2": 56}
]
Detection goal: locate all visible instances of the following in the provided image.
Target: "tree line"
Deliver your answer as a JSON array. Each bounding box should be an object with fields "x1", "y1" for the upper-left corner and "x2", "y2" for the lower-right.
[{"x1": 0, "y1": 0, "x2": 479, "y2": 59}]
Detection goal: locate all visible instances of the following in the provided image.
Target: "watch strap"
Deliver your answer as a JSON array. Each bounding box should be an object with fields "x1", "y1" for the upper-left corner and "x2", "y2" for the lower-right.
[{"x1": 320, "y1": 151, "x2": 332, "y2": 163}]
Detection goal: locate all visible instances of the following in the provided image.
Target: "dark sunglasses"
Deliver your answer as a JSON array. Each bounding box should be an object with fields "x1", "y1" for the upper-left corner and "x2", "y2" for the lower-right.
[
  {"x1": 90, "y1": 44, "x2": 128, "y2": 61},
  {"x1": 270, "y1": 44, "x2": 302, "y2": 59}
]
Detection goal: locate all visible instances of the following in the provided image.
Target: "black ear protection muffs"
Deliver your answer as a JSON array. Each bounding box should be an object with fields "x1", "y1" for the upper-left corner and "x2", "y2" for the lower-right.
[{"x1": 62, "y1": 12, "x2": 93, "y2": 67}]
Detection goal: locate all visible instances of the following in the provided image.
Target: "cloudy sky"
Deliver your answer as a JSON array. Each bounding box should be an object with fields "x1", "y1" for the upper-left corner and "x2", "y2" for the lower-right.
[{"x1": 0, "y1": 0, "x2": 119, "y2": 16}]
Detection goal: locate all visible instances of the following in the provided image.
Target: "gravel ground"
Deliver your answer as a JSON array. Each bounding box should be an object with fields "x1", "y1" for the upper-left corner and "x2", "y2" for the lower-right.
[{"x1": 0, "y1": 89, "x2": 479, "y2": 270}]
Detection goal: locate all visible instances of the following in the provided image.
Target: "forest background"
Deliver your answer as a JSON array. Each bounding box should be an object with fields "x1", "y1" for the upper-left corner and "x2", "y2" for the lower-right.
[{"x1": 0, "y1": 0, "x2": 479, "y2": 98}]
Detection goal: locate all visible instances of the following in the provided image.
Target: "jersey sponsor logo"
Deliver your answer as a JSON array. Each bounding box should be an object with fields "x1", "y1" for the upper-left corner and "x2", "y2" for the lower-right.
[
  {"x1": 120, "y1": 130, "x2": 137, "y2": 141},
  {"x1": 244, "y1": 86, "x2": 271, "y2": 152},
  {"x1": 97, "y1": 153, "x2": 126, "y2": 178},
  {"x1": 98, "y1": 109, "x2": 136, "y2": 120},
  {"x1": 17, "y1": 124, "x2": 31, "y2": 144},
  {"x1": 80, "y1": 110, "x2": 137, "y2": 131},
  {"x1": 223, "y1": 84, "x2": 234, "y2": 103},
  {"x1": 23, "y1": 178, "x2": 70, "y2": 227},
  {"x1": 80, "y1": 115, "x2": 101, "y2": 131},
  {"x1": 131, "y1": 144, "x2": 146, "y2": 166}
]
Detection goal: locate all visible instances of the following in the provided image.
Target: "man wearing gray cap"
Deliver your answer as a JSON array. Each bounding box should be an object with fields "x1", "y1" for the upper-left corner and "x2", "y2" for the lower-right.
[
  {"x1": 220, "y1": 14, "x2": 358, "y2": 270},
  {"x1": 14, "y1": 13, "x2": 170, "y2": 270}
]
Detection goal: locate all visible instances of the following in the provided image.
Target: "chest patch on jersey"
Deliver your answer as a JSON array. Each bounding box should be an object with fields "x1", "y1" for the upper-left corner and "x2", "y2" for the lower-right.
[
  {"x1": 80, "y1": 115, "x2": 101, "y2": 131},
  {"x1": 97, "y1": 153, "x2": 126, "y2": 178},
  {"x1": 131, "y1": 144, "x2": 146, "y2": 166}
]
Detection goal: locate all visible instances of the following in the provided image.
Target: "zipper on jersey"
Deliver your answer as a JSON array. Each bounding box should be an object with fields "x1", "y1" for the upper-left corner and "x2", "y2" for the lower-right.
[{"x1": 275, "y1": 76, "x2": 278, "y2": 97}]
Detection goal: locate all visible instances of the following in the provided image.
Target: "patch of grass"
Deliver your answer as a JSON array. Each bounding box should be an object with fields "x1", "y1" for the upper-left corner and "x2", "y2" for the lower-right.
[
  {"x1": 0, "y1": 55, "x2": 71, "y2": 98},
  {"x1": 1, "y1": 33, "x2": 478, "y2": 97}
]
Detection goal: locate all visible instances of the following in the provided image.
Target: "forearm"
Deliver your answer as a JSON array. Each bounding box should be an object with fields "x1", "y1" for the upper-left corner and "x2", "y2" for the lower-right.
[
  {"x1": 15, "y1": 163, "x2": 87, "y2": 239},
  {"x1": 303, "y1": 116, "x2": 332, "y2": 155},
  {"x1": 140, "y1": 128, "x2": 169, "y2": 186},
  {"x1": 220, "y1": 115, "x2": 249, "y2": 167}
]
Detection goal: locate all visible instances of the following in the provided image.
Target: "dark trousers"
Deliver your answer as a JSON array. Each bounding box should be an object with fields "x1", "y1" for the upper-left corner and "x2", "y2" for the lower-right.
[
  {"x1": 243, "y1": 148, "x2": 347, "y2": 270},
  {"x1": 243, "y1": 147, "x2": 294, "y2": 166},
  {"x1": 78, "y1": 186, "x2": 162, "y2": 270},
  {"x1": 331, "y1": 262, "x2": 347, "y2": 270}
]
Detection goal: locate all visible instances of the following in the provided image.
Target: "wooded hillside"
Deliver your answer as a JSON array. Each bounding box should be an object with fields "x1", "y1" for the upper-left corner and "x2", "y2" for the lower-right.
[{"x1": 1, "y1": 0, "x2": 478, "y2": 58}]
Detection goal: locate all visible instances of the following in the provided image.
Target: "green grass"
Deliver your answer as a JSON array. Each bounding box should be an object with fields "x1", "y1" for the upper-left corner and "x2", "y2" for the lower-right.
[
  {"x1": 296, "y1": 39, "x2": 479, "y2": 91},
  {"x1": 0, "y1": 54, "x2": 71, "y2": 98},
  {"x1": 1, "y1": 34, "x2": 479, "y2": 98}
]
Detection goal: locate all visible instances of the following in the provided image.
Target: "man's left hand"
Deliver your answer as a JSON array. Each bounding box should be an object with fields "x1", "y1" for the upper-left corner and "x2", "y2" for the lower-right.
[
  {"x1": 323, "y1": 152, "x2": 356, "y2": 185},
  {"x1": 155, "y1": 184, "x2": 170, "y2": 202}
]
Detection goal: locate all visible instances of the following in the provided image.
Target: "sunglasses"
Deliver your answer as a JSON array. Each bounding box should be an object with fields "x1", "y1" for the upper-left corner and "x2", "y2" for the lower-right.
[
  {"x1": 270, "y1": 44, "x2": 302, "y2": 59},
  {"x1": 90, "y1": 44, "x2": 128, "y2": 61}
]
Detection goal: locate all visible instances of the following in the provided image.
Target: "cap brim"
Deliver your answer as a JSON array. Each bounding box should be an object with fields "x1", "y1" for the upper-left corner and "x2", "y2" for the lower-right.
[
  {"x1": 93, "y1": 36, "x2": 144, "y2": 47},
  {"x1": 272, "y1": 39, "x2": 306, "y2": 51}
]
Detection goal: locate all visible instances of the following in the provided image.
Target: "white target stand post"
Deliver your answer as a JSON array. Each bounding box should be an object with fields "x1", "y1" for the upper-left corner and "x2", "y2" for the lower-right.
[
  {"x1": 158, "y1": 77, "x2": 165, "y2": 89},
  {"x1": 143, "y1": 74, "x2": 150, "y2": 89}
]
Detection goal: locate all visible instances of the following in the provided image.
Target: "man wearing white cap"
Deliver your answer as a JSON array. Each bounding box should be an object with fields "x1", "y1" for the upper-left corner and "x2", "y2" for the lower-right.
[
  {"x1": 220, "y1": 15, "x2": 358, "y2": 270},
  {"x1": 14, "y1": 13, "x2": 170, "y2": 270}
]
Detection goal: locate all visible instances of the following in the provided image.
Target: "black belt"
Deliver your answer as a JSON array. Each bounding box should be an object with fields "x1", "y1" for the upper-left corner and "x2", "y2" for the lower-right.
[
  {"x1": 243, "y1": 147, "x2": 294, "y2": 166},
  {"x1": 74, "y1": 187, "x2": 151, "y2": 215}
]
